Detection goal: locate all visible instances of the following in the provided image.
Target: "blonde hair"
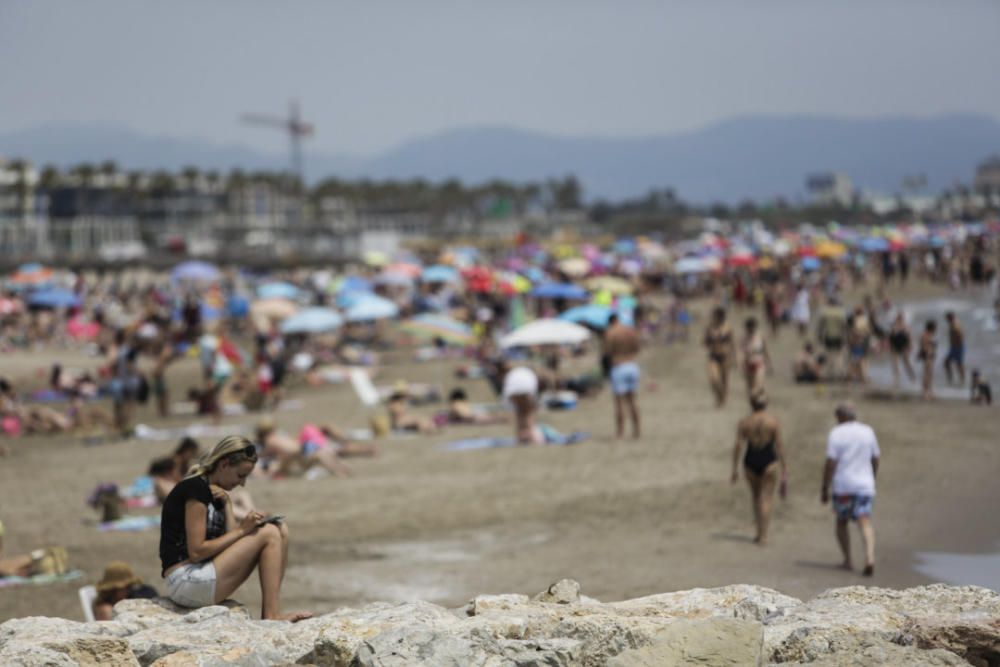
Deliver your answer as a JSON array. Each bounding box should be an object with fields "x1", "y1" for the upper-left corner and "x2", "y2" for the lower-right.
[{"x1": 185, "y1": 435, "x2": 257, "y2": 479}]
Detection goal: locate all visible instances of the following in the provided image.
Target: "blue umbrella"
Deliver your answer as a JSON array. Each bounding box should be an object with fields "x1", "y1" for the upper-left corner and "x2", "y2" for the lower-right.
[
  {"x1": 171, "y1": 261, "x2": 220, "y2": 284},
  {"x1": 858, "y1": 237, "x2": 889, "y2": 253},
  {"x1": 336, "y1": 276, "x2": 373, "y2": 294},
  {"x1": 559, "y1": 304, "x2": 634, "y2": 329},
  {"x1": 280, "y1": 307, "x2": 344, "y2": 335},
  {"x1": 227, "y1": 295, "x2": 250, "y2": 318},
  {"x1": 421, "y1": 265, "x2": 459, "y2": 283},
  {"x1": 27, "y1": 288, "x2": 81, "y2": 309},
  {"x1": 257, "y1": 282, "x2": 300, "y2": 300},
  {"x1": 531, "y1": 282, "x2": 589, "y2": 300},
  {"x1": 346, "y1": 295, "x2": 399, "y2": 322},
  {"x1": 801, "y1": 256, "x2": 822, "y2": 272}
]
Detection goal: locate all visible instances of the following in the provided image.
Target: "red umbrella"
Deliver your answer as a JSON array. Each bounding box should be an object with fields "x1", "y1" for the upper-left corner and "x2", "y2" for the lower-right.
[
  {"x1": 796, "y1": 246, "x2": 817, "y2": 258},
  {"x1": 727, "y1": 254, "x2": 756, "y2": 267}
]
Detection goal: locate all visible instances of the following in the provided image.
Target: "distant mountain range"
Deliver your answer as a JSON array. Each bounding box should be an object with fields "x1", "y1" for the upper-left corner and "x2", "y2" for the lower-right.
[{"x1": 2, "y1": 114, "x2": 999, "y2": 203}]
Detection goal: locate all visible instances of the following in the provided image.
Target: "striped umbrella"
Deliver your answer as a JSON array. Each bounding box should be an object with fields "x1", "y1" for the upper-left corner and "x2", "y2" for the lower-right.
[{"x1": 400, "y1": 314, "x2": 475, "y2": 345}]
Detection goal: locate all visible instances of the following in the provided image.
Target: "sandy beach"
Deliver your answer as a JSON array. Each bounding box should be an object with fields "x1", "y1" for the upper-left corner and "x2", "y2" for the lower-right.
[{"x1": 1, "y1": 281, "x2": 999, "y2": 623}]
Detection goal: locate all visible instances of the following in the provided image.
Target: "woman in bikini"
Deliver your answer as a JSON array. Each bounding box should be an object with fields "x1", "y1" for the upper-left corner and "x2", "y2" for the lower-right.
[
  {"x1": 740, "y1": 317, "x2": 771, "y2": 397},
  {"x1": 917, "y1": 320, "x2": 938, "y2": 400},
  {"x1": 704, "y1": 307, "x2": 736, "y2": 407},
  {"x1": 731, "y1": 390, "x2": 787, "y2": 545}
]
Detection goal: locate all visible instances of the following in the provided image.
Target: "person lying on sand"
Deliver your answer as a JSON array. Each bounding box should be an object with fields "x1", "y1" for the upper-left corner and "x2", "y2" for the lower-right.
[{"x1": 256, "y1": 417, "x2": 377, "y2": 478}]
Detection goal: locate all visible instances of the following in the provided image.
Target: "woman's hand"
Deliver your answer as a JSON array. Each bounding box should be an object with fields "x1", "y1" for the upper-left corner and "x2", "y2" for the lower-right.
[
  {"x1": 239, "y1": 511, "x2": 264, "y2": 536},
  {"x1": 209, "y1": 484, "x2": 230, "y2": 505}
]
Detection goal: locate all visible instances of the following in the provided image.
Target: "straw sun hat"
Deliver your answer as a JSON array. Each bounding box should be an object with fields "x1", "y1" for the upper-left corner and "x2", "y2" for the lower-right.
[{"x1": 96, "y1": 561, "x2": 142, "y2": 594}]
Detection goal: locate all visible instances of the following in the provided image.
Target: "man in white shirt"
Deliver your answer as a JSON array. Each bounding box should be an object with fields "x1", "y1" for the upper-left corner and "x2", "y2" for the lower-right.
[{"x1": 821, "y1": 402, "x2": 880, "y2": 576}]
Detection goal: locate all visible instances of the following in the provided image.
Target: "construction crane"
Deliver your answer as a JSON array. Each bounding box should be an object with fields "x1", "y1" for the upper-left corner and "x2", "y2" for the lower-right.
[{"x1": 241, "y1": 100, "x2": 314, "y2": 185}]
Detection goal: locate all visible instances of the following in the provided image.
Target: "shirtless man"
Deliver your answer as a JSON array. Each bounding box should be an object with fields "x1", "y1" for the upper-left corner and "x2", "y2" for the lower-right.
[
  {"x1": 604, "y1": 314, "x2": 641, "y2": 439},
  {"x1": 704, "y1": 307, "x2": 737, "y2": 407},
  {"x1": 917, "y1": 320, "x2": 938, "y2": 400},
  {"x1": 943, "y1": 311, "x2": 965, "y2": 386}
]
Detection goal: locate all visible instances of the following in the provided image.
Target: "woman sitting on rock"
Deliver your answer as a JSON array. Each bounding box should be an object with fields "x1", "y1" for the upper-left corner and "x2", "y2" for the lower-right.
[{"x1": 158, "y1": 435, "x2": 311, "y2": 621}]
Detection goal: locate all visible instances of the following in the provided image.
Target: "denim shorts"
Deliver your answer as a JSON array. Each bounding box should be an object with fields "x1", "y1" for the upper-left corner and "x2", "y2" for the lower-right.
[
  {"x1": 833, "y1": 494, "x2": 874, "y2": 521},
  {"x1": 165, "y1": 561, "x2": 217, "y2": 608},
  {"x1": 610, "y1": 362, "x2": 641, "y2": 395}
]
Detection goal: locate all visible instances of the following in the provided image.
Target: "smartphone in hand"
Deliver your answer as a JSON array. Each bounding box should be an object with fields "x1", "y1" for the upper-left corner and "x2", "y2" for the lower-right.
[{"x1": 257, "y1": 514, "x2": 285, "y2": 526}]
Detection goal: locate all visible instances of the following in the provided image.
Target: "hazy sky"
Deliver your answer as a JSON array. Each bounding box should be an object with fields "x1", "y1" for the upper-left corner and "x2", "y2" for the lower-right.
[{"x1": 2, "y1": 0, "x2": 998, "y2": 156}]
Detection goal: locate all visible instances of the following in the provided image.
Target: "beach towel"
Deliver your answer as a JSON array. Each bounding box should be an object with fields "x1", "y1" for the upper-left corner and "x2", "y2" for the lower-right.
[
  {"x1": 122, "y1": 476, "x2": 158, "y2": 509},
  {"x1": 133, "y1": 422, "x2": 250, "y2": 442},
  {"x1": 0, "y1": 570, "x2": 84, "y2": 588},
  {"x1": 97, "y1": 515, "x2": 161, "y2": 532},
  {"x1": 350, "y1": 368, "x2": 381, "y2": 408},
  {"x1": 443, "y1": 426, "x2": 588, "y2": 451}
]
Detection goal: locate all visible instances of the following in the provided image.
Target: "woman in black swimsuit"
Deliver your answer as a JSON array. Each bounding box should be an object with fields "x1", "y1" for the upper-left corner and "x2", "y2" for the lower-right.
[
  {"x1": 887, "y1": 313, "x2": 915, "y2": 388},
  {"x1": 731, "y1": 390, "x2": 787, "y2": 545}
]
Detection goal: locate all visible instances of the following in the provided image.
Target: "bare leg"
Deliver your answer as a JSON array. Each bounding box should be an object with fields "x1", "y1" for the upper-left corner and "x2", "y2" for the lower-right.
[
  {"x1": 901, "y1": 355, "x2": 916, "y2": 382},
  {"x1": 613, "y1": 394, "x2": 624, "y2": 439},
  {"x1": 708, "y1": 361, "x2": 724, "y2": 407},
  {"x1": 858, "y1": 515, "x2": 875, "y2": 574},
  {"x1": 755, "y1": 464, "x2": 779, "y2": 544},
  {"x1": 625, "y1": 393, "x2": 640, "y2": 439},
  {"x1": 337, "y1": 441, "x2": 379, "y2": 458},
  {"x1": 312, "y1": 449, "x2": 352, "y2": 477},
  {"x1": 890, "y1": 354, "x2": 901, "y2": 389},
  {"x1": 745, "y1": 469, "x2": 763, "y2": 542},
  {"x1": 0, "y1": 554, "x2": 33, "y2": 577},
  {"x1": 836, "y1": 518, "x2": 852, "y2": 569}
]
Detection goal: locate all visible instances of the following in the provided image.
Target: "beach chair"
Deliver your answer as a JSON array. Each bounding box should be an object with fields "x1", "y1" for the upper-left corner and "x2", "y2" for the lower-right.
[
  {"x1": 79, "y1": 584, "x2": 97, "y2": 622},
  {"x1": 349, "y1": 368, "x2": 380, "y2": 408}
]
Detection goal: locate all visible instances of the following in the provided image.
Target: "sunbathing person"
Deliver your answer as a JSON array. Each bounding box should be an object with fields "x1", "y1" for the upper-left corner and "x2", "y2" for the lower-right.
[
  {"x1": 446, "y1": 388, "x2": 508, "y2": 425},
  {"x1": 387, "y1": 391, "x2": 438, "y2": 434},
  {"x1": 92, "y1": 561, "x2": 158, "y2": 620},
  {"x1": 256, "y1": 417, "x2": 376, "y2": 478}
]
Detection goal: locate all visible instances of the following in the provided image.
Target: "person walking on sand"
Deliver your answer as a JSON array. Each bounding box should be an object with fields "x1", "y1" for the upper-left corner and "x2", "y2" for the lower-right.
[
  {"x1": 605, "y1": 313, "x2": 641, "y2": 439},
  {"x1": 917, "y1": 320, "x2": 938, "y2": 399},
  {"x1": 159, "y1": 436, "x2": 311, "y2": 621},
  {"x1": 704, "y1": 307, "x2": 736, "y2": 407},
  {"x1": 821, "y1": 402, "x2": 880, "y2": 576},
  {"x1": 943, "y1": 311, "x2": 965, "y2": 386},
  {"x1": 731, "y1": 389, "x2": 787, "y2": 545},
  {"x1": 740, "y1": 317, "x2": 770, "y2": 397},
  {"x1": 887, "y1": 313, "x2": 916, "y2": 389}
]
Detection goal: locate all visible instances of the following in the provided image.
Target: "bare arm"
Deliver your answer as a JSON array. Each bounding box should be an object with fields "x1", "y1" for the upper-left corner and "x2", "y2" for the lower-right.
[
  {"x1": 871, "y1": 457, "x2": 879, "y2": 480},
  {"x1": 731, "y1": 423, "x2": 744, "y2": 481},
  {"x1": 821, "y1": 458, "x2": 836, "y2": 503},
  {"x1": 774, "y1": 425, "x2": 787, "y2": 478},
  {"x1": 184, "y1": 499, "x2": 256, "y2": 563}
]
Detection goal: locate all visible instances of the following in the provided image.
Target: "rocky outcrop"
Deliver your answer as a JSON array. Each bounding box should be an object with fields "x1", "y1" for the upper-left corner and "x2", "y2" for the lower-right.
[{"x1": 1, "y1": 582, "x2": 998, "y2": 666}]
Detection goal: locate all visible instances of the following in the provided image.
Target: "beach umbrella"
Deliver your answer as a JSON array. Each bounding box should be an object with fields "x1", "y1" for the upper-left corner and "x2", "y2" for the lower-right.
[
  {"x1": 674, "y1": 257, "x2": 712, "y2": 274},
  {"x1": 346, "y1": 295, "x2": 399, "y2": 322},
  {"x1": 374, "y1": 271, "x2": 414, "y2": 287},
  {"x1": 500, "y1": 319, "x2": 591, "y2": 348},
  {"x1": 461, "y1": 266, "x2": 494, "y2": 294},
  {"x1": 727, "y1": 253, "x2": 756, "y2": 267},
  {"x1": 227, "y1": 294, "x2": 251, "y2": 318},
  {"x1": 362, "y1": 250, "x2": 389, "y2": 267},
  {"x1": 801, "y1": 256, "x2": 822, "y2": 272},
  {"x1": 170, "y1": 260, "x2": 220, "y2": 284},
  {"x1": 421, "y1": 265, "x2": 460, "y2": 283},
  {"x1": 257, "y1": 281, "x2": 301, "y2": 300},
  {"x1": 250, "y1": 298, "x2": 299, "y2": 321},
  {"x1": 280, "y1": 307, "x2": 344, "y2": 335},
  {"x1": 559, "y1": 304, "x2": 635, "y2": 329},
  {"x1": 815, "y1": 241, "x2": 847, "y2": 258},
  {"x1": 334, "y1": 275, "x2": 373, "y2": 294},
  {"x1": 584, "y1": 275, "x2": 634, "y2": 295},
  {"x1": 858, "y1": 237, "x2": 889, "y2": 253},
  {"x1": 530, "y1": 282, "x2": 589, "y2": 300},
  {"x1": 558, "y1": 257, "x2": 591, "y2": 278},
  {"x1": 27, "y1": 287, "x2": 81, "y2": 309},
  {"x1": 384, "y1": 262, "x2": 422, "y2": 278},
  {"x1": 9, "y1": 264, "x2": 54, "y2": 287},
  {"x1": 401, "y1": 314, "x2": 476, "y2": 345}
]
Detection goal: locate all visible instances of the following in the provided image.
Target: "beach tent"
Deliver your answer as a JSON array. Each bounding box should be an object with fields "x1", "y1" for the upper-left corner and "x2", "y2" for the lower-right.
[
  {"x1": 500, "y1": 319, "x2": 591, "y2": 348},
  {"x1": 345, "y1": 295, "x2": 399, "y2": 322},
  {"x1": 27, "y1": 287, "x2": 81, "y2": 309},
  {"x1": 170, "y1": 261, "x2": 220, "y2": 284},
  {"x1": 280, "y1": 307, "x2": 344, "y2": 335},
  {"x1": 530, "y1": 282, "x2": 588, "y2": 300}
]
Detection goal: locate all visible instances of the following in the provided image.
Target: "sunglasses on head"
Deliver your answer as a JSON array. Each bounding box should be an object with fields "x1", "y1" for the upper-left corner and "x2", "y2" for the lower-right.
[{"x1": 234, "y1": 444, "x2": 257, "y2": 459}]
